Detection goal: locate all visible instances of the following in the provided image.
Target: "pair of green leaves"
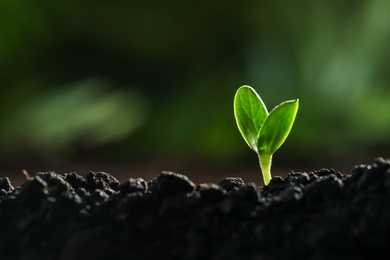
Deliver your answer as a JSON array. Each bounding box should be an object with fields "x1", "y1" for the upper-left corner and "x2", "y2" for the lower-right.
[{"x1": 234, "y1": 85, "x2": 299, "y2": 185}]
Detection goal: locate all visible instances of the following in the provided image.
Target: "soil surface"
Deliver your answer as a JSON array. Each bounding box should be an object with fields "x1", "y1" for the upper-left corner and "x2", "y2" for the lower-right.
[{"x1": 1, "y1": 157, "x2": 390, "y2": 259}]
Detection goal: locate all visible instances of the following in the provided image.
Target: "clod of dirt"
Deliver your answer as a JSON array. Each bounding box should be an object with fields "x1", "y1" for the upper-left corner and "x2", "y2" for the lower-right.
[{"x1": 1, "y1": 157, "x2": 390, "y2": 259}]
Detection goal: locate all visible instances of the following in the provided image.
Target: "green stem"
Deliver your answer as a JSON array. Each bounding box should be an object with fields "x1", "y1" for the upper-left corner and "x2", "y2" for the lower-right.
[{"x1": 259, "y1": 153, "x2": 272, "y2": 185}]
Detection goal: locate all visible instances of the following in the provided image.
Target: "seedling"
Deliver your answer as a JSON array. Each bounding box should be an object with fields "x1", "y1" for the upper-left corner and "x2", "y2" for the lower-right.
[{"x1": 233, "y1": 85, "x2": 299, "y2": 185}]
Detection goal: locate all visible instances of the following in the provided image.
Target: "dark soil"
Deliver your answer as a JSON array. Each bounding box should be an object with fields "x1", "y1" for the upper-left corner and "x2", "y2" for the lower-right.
[{"x1": 1, "y1": 157, "x2": 390, "y2": 260}]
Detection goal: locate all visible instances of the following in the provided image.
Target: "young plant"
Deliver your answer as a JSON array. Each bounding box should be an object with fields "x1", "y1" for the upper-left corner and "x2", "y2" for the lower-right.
[{"x1": 233, "y1": 85, "x2": 299, "y2": 185}]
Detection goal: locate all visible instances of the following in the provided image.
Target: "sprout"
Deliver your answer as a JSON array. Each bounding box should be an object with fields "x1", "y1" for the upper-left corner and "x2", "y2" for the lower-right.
[{"x1": 234, "y1": 85, "x2": 299, "y2": 185}]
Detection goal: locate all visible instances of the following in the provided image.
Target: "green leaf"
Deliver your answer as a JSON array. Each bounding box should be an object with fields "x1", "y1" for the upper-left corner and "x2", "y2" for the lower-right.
[
  {"x1": 234, "y1": 85, "x2": 268, "y2": 151},
  {"x1": 257, "y1": 99, "x2": 299, "y2": 156}
]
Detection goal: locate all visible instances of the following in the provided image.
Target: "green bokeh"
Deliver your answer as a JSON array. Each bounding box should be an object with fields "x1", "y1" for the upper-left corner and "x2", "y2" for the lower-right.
[{"x1": 1, "y1": 0, "x2": 389, "y2": 168}]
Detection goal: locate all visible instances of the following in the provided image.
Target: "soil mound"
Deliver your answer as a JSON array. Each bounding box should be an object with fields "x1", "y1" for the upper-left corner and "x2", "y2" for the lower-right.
[{"x1": 1, "y1": 157, "x2": 390, "y2": 259}]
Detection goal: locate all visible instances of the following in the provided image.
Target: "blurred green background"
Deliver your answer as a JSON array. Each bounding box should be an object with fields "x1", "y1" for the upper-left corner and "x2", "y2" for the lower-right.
[{"x1": 1, "y1": 0, "x2": 390, "y2": 183}]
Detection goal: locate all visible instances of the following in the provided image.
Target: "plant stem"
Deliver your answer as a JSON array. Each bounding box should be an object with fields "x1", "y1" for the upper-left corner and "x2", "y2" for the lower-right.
[{"x1": 259, "y1": 154, "x2": 272, "y2": 185}]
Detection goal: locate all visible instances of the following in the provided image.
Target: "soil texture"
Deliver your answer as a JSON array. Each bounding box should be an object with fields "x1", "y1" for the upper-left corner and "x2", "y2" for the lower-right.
[{"x1": 1, "y1": 157, "x2": 390, "y2": 259}]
